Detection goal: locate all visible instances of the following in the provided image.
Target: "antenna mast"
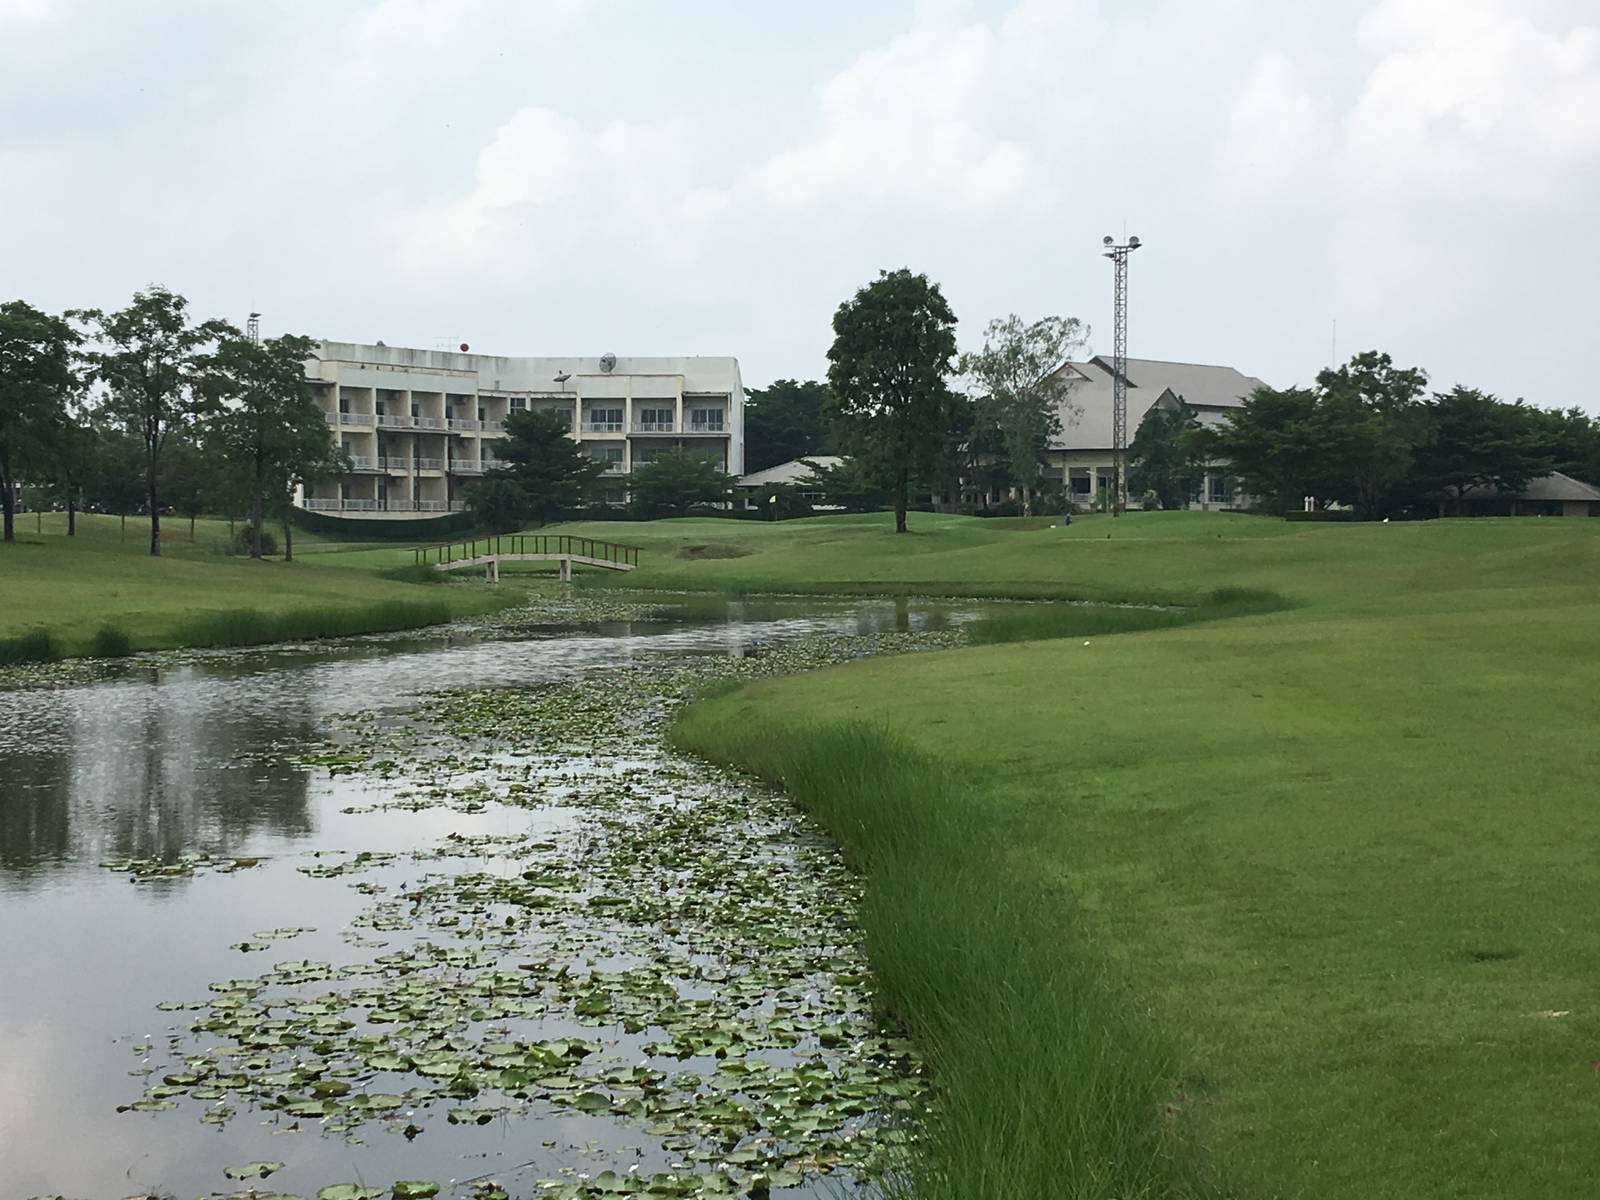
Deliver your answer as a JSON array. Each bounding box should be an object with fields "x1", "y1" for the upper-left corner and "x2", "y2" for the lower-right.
[{"x1": 1101, "y1": 235, "x2": 1142, "y2": 516}]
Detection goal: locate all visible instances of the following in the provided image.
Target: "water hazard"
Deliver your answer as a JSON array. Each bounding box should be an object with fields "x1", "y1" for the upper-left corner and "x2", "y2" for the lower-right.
[{"x1": 0, "y1": 592, "x2": 985, "y2": 1200}]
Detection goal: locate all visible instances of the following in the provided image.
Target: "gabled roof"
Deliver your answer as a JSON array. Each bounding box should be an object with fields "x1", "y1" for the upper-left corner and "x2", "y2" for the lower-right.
[
  {"x1": 737, "y1": 456, "x2": 843, "y2": 488},
  {"x1": 1046, "y1": 357, "x2": 1269, "y2": 451},
  {"x1": 1460, "y1": 471, "x2": 1600, "y2": 503}
]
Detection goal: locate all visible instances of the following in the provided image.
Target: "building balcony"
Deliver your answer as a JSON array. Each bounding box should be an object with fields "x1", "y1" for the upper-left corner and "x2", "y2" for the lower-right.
[
  {"x1": 632, "y1": 420, "x2": 676, "y2": 433},
  {"x1": 347, "y1": 455, "x2": 378, "y2": 471},
  {"x1": 378, "y1": 456, "x2": 409, "y2": 471},
  {"x1": 450, "y1": 460, "x2": 483, "y2": 474},
  {"x1": 413, "y1": 416, "x2": 444, "y2": 429},
  {"x1": 376, "y1": 414, "x2": 410, "y2": 428},
  {"x1": 339, "y1": 412, "x2": 370, "y2": 425},
  {"x1": 323, "y1": 412, "x2": 339, "y2": 426},
  {"x1": 582, "y1": 421, "x2": 625, "y2": 433},
  {"x1": 447, "y1": 418, "x2": 481, "y2": 431},
  {"x1": 687, "y1": 421, "x2": 727, "y2": 433},
  {"x1": 415, "y1": 500, "x2": 448, "y2": 512},
  {"x1": 449, "y1": 501, "x2": 468, "y2": 512},
  {"x1": 414, "y1": 457, "x2": 444, "y2": 470}
]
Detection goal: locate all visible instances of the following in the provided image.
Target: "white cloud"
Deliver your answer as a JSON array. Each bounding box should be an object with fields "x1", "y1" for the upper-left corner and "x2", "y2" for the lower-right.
[
  {"x1": 1217, "y1": 50, "x2": 1323, "y2": 190},
  {"x1": 1344, "y1": 0, "x2": 1600, "y2": 198},
  {"x1": 0, "y1": 0, "x2": 67, "y2": 22}
]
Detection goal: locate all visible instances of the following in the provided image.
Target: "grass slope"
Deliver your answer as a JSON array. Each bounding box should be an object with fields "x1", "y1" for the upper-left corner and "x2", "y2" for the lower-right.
[
  {"x1": 672, "y1": 512, "x2": 1600, "y2": 1199},
  {"x1": 0, "y1": 513, "x2": 508, "y2": 656}
]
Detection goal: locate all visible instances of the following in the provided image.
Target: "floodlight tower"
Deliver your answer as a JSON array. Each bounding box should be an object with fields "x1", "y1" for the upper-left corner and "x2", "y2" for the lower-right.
[
  {"x1": 1101, "y1": 235, "x2": 1141, "y2": 516},
  {"x1": 246, "y1": 312, "x2": 261, "y2": 343}
]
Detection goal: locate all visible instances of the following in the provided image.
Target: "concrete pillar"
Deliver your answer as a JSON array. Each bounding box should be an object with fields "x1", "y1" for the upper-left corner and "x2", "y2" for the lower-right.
[{"x1": 559, "y1": 557, "x2": 572, "y2": 583}]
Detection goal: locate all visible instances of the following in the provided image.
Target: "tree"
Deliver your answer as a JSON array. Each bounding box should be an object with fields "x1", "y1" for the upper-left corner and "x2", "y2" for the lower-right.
[
  {"x1": 628, "y1": 448, "x2": 737, "y2": 518},
  {"x1": 464, "y1": 475, "x2": 529, "y2": 534},
  {"x1": 205, "y1": 331, "x2": 348, "y2": 559},
  {"x1": 743, "y1": 379, "x2": 835, "y2": 472},
  {"x1": 825, "y1": 269, "x2": 958, "y2": 533},
  {"x1": 1204, "y1": 385, "x2": 1323, "y2": 512},
  {"x1": 1128, "y1": 398, "x2": 1203, "y2": 510},
  {"x1": 958, "y1": 314, "x2": 1086, "y2": 514},
  {"x1": 76, "y1": 287, "x2": 231, "y2": 556},
  {"x1": 748, "y1": 481, "x2": 814, "y2": 520},
  {"x1": 489, "y1": 408, "x2": 607, "y2": 525},
  {"x1": 1413, "y1": 387, "x2": 1551, "y2": 514},
  {"x1": 38, "y1": 398, "x2": 103, "y2": 537},
  {"x1": 0, "y1": 300, "x2": 78, "y2": 542},
  {"x1": 1312, "y1": 351, "x2": 1429, "y2": 518}
]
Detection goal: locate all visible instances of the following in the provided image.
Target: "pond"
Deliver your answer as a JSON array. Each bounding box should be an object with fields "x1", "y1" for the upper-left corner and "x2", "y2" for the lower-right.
[{"x1": 0, "y1": 591, "x2": 990, "y2": 1200}]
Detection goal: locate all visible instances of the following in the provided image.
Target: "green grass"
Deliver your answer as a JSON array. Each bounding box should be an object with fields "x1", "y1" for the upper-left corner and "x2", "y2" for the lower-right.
[
  {"x1": 668, "y1": 511, "x2": 1600, "y2": 1199},
  {"x1": 0, "y1": 513, "x2": 511, "y2": 655}
]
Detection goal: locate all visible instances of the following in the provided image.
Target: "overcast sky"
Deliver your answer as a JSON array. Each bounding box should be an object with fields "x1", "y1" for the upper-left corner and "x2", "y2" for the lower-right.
[{"x1": 3, "y1": 0, "x2": 1597, "y2": 404}]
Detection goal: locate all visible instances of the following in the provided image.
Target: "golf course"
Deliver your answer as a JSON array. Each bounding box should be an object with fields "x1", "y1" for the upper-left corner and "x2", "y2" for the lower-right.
[{"x1": 4, "y1": 508, "x2": 1597, "y2": 1198}]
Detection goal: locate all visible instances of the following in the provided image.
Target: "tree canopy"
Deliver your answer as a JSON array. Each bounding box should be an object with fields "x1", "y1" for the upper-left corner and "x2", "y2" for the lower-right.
[
  {"x1": 959, "y1": 314, "x2": 1085, "y2": 514},
  {"x1": 0, "y1": 299, "x2": 78, "y2": 541},
  {"x1": 479, "y1": 407, "x2": 609, "y2": 527},
  {"x1": 743, "y1": 379, "x2": 834, "y2": 473},
  {"x1": 628, "y1": 448, "x2": 737, "y2": 518},
  {"x1": 1128, "y1": 398, "x2": 1202, "y2": 510},
  {"x1": 825, "y1": 268, "x2": 959, "y2": 533}
]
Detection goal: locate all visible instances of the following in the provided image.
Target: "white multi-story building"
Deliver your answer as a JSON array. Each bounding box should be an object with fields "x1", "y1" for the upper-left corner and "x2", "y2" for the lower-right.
[{"x1": 299, "y1": 341, "x2": 745, "y2": 517}]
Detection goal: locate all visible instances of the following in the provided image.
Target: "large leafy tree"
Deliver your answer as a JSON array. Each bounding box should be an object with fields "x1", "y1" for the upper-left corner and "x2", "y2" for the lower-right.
[
  {"x1": 75, "y1": 287, "x2": 231, "y2": 556},
  {"x1": 486, "y1": 408, "x2": 608, "y2": 526},
  {"x1": 1128, "y1": 398, "x2": 1203, "y2": 510},
  {"x1": 205, "y1": 332, "x2": 348, "y2": 559},
  {"x1": 465, "y1": 475, "x2": 529, "y2": 534},
  {"x1": 743, "y1": 379, "x2": 835, "y2": 472},
  {"x1": 629, "y1": 448, "x2": 737, "y2": 518},
  {"x1": 958, "y1": 314, "x2": 1086, "y2": 514},
  {"x1": 0, "y1": 300, "x2": 78, "y2": 542},
  {"x1": 1413, "y1": 387, "x2": 1552, "y2": 514},
  {"x1": 825, "y1": 268, "x2": 958, "y2": 533},
  {"x1": 1312, "y1": 351, "x2": 1429, "y2": 517},
  {"x1": 1204, "y1": 385, "x2": 1323, "y2": 512}
]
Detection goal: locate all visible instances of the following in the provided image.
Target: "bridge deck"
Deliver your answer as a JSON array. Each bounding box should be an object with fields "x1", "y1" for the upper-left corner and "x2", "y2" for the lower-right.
[{"x1": 414, "y1": 534, "x2": 639, "y2": 577}]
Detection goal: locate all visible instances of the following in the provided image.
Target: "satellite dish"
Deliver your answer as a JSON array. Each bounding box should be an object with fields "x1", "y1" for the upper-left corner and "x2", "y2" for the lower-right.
[
  {"x1": 459, "y1": 343, "x2": 470, "y2": 352},
  {"x1": 599, "y1": 352, "x2": 617, "y2": 373}
]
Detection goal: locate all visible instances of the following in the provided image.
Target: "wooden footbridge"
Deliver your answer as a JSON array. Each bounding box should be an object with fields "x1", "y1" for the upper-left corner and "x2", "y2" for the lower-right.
[{"x1": 413, "y1": 534, "x2": 639, "y2": 582}]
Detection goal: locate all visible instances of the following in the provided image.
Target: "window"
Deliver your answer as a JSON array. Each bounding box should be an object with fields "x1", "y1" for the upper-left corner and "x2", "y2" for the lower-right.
[
  {"x1": 587, "y1": 407, "x2": 623, "y2": 431},
  {"x1": 410, "y1": 403, "x2": 420, "y2": 419},
  {"x1": 638, "y1": 407, "x2": 674, "y2": 430},
  {"x1": 1209, "y1": 475, "x2": 1232, "y2": 503},
  {"x1": 689, "y1": 407, "x2": 723, "y2": 431},
  {"x1": 338, "y1": 397, "x2": 350, "y2": 414},
  {"x1": 590, "y1": 446, "x2": 624, "y2": 465},
  {"x1": 477, "y1": 406, "x2": 486, "y2": 422},
  {"x1": 510, "y1": 396, "x2": 527, "y2": 411}
]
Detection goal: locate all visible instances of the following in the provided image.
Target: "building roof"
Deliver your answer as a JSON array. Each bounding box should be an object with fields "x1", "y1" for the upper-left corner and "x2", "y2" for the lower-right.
[
  {"x1": 737, "y1": 456, "x2": 843, "y2": 488},
  {"x1": 1461, "y1": 471, "x2": 1600, "y2": 503},
  {"x1": 1046, "y1": 357, "x2": 1269, "y2": 451}
]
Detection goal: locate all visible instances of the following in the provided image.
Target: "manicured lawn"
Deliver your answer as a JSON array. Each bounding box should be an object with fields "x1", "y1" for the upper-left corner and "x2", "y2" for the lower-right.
[
  {"x1": 0, "y1": 513, "x2": 509, "y2": 655},
  {"x1": 671, "y1": 512, "x2": 1600, "y2": 1199}
]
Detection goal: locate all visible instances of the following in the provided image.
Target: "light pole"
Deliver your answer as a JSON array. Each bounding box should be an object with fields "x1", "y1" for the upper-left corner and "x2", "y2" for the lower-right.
[{"x1": 1101, "y1": 235, "x2": 1141, "y2": 516}]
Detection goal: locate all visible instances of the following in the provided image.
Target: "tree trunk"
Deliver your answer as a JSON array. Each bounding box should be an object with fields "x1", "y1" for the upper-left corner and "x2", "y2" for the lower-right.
[
  {"x1": 189, "y1": 513, "x2": 195, "y2": 539},
  {"x1": 0, "y1": 445, "x2": 13, "y2": 542},
  {"x1": 148, "y1": 455, "x2": 161, "y2": 556},
  {"x1": 250, "y1": 489, "x2": 263, "y2": 559},
  {"x1": 894, "y1": 469, "x2": 909, "y2": 534},
  {"x1": 283, "y1": 514, "x2": 293, "y2": 562},
  {"x1": 68, "y1": 498, "x2": 76, "y2": 536}
]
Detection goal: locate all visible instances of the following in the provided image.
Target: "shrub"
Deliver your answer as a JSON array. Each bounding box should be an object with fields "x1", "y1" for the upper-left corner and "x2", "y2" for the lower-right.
[
  {"x1": 379, "y1": 563, "x2": 447, "y2": 584},
  {"x1": 90, "y1": 625, "x2": 134, "y2": 657},
  {"x1": 0, "y1": 630, "x2": 63, "y2": 665},
  {"x1": 233, "y1": 525, "x2": 279, "y2": 556}
]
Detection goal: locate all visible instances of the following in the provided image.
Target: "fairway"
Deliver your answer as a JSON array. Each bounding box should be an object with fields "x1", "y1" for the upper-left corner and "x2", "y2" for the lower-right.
[
  {"x1": 669, "y1": 511, "x2": 1600, "y2": 1199},
  {"x1": 0, "y1": 513, "x2": 509, "y2": 655}
]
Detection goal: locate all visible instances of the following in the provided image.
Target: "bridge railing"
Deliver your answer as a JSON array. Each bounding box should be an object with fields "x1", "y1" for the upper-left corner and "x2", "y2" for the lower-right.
[{"x1": 413, "y1": 534, "x2": 640, "y2": 569}]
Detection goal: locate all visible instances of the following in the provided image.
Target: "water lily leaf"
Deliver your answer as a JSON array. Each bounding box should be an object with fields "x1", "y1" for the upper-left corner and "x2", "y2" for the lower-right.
[
  {"x1": 390, "y1": 1184, "x2": 441, "y2": 1199},
  {"x1": 316, "y1": 1186, "x2": 384, "y2": 1200},
  {"x1": 223, "y1": 1161, "x2": 284, "y2": 1180}
]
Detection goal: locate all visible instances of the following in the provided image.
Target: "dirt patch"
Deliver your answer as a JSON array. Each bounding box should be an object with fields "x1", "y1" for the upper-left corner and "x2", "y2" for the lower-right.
[{"x1": 676, "y1": 542, "x2": 754, "y2": 559}]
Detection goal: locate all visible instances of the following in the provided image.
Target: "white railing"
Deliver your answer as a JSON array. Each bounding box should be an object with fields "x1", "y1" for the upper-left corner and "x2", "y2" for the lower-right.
[
  {"x1": 449, "y1": 501, "x2": 468, "y2": 512},
  {"x1": 323, "y1": 412, "x2": 339, "y2": 425},
  {"x1": 688, "y1": 420, "x2": 725, "y2": 432},
  {"x1": 343, "y1": 499, "x2": 380, "y2": 511},
  {"x1": 377, "y1": 414, "x2": 409, "y2": 427},
  {"x1": 302, "y1": 499, "x2": 464, "y2": 514},
  {"x1": 450, "y1": 460, "x2": 482, "y2": 473},
  {"x1": 633, "y1": 421, "x2": 675, "y2": 433},
  {"x1": 447, "y1": 418, "x2": 480, "y2": 431},
  {"x1": 597, "y1": 461, "x2": 627, "y2": 474},
  {"x1": 339, "y1": 412, "x2": 369, "y2": 425},
  {"x1": 414, "y1": 457, "x2": 444, "y2": 470},
  {"x1": 378, "y1": 456, "x2": 407, "y2": 470},
  {"x1": 347, "y1": 455, "x2": 375, "y2": 469},
  {"x1": 583, "y1": 421, "x2": 624, "y2": 433},
  {"x1": 415, "y1": 500, "x2": 448, "y2": 512},
  {"x1": 302, "y1": 498, "x2": 341, "y2": 511},
  {"x1": 414, "y1": 416, "x2": 444, "y2": 429}
]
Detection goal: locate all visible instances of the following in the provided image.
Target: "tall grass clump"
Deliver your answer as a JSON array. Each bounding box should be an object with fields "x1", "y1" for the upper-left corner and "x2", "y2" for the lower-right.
[
  {"x1": 0, "y1": 629, "x2": 63, "y2": 665},
  {"x1": 670, "y1": 716, "x2": 1219, "y2": 1200},
  {"x1": 173, "y1": 598, "x2": 454, "y2": 648},
  {"x1": 967, "y1": 587, "x2": 1291, "y2": 645},
  {"x1": 89, "y1": 624, "x2": 134, "y2": 657},
  {"x1": 378, "y1": 562, "x2": 447, "y2": 584}
]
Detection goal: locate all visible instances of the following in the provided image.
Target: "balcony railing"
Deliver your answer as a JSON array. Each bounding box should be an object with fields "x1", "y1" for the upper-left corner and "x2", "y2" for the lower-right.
[
  {"x1": 583, "y1": 421, "x2": 624, "y2": 433},
  {"x1": 378, "y1": 456, "x2": 407, "y2": 470},
  {"x1": 415, "y1": 500, "x2": 448, "y2": 512},
  {"x1": 595, "y1": 461, "x2": 627, "y2": 474},
  {"x1": 447, "y1": 418, "x2": 480, "y2": 431},
  {"x1": 324, "y1": 412, "x2": 339, "y2": 425},
  {"x1": 347, "y1": 455, "x2": 376, "y2": 470},
  {"x1": 414, "y1": 457, "x2": 444, "y2": 470},
  {"x1": 688, "y1": 420, "x2": 726, "y2": 432},
  {"x1": 413, "y1": 416, "x2": 444, "y2": 429},
  {"x1": 339, "y1": 412, "x2": 369, "y2": 425},
  {"x1": 376, "y1": 414, "x2": 409, "y2": 427},
  {"x1": 302, "y1": 499, "x2": 465, "y2": 514},
  {"x1": 632, "y1": 421, "x2": 676, "y2": 433},
  {"x1": 449, "y1": 501, "x2": 468, "y2": 512},
  {"x1": 450, "y1": 460, "x2": 483, "y2": 474}
]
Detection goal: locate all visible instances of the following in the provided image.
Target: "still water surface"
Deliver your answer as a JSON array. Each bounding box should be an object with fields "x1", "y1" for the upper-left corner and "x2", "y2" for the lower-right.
[{"x1": 0, "y1": 594, "x2": 982, "y2": 1200}]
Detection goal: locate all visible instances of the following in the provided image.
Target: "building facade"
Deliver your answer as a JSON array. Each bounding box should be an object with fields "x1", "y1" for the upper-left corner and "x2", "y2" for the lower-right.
[
  {"x1": 300, "y1": 342, "x2": 745, "y2": 517},
  {"x1": 1046, "y1": 356, "x2": 1268, "y2": 510}
]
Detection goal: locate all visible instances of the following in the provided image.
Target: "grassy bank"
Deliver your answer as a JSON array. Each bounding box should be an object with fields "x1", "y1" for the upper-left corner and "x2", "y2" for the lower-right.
[
  {"x1": 0, "y1": 517, "x2": 511, "y2": 658},
  {"x1": 672, "y1": 513, "x2": 1600, "y2": 1199}
]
